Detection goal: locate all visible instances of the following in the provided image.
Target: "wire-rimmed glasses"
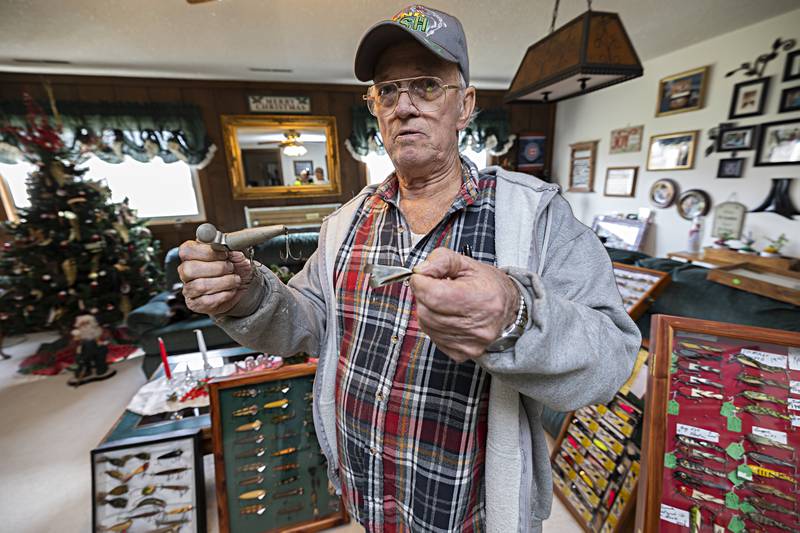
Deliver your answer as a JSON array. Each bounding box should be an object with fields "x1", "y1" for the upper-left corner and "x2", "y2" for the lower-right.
[{"x1": 363, "y1": 76, "x2": 462, "y2": 117}]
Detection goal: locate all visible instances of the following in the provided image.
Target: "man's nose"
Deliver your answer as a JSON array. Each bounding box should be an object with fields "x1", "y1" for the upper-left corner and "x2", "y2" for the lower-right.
[{"x1": 394, "y1": 90, "x2": 419, "y2": 118}]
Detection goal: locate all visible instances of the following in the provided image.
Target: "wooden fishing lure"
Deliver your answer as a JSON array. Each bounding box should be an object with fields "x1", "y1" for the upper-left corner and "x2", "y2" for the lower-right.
[
  {"x1": 235, "y1": 420, "x2": 263, "y2": 432},
  {"x1": 239, "y1": 489, "x2": 267, "y2": 501},
  {"x1": 263, "y1": 398, "x2": 290, "y2": 409}
]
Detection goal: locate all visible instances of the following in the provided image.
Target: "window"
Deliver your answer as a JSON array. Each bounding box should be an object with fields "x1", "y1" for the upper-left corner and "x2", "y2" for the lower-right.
[
  {"x1": 0, "y1": 156, "x2": 204, "y2": 223},
  {"x1": 364, "y1": 148, "x2": 489, "y2": 185}
]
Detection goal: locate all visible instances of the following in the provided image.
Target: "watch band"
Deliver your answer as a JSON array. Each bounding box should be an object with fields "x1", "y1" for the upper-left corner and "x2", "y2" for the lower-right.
[{"x1": 485, "y1": 291, "x2": 528, "y2": 353}]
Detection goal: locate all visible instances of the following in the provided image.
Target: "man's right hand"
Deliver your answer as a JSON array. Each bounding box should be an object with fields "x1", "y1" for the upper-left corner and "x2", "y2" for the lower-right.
[{"x1": 177, "y1": 240, "x2": 255, "y2": 316}]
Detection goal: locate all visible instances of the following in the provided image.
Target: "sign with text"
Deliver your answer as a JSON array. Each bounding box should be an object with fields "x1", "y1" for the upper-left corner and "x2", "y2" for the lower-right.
[{"x1": 248, "y1": 95, "x2": 311, "y2": 114}]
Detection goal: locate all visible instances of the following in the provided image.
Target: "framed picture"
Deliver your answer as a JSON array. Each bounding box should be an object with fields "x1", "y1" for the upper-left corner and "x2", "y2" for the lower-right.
[
  {"x1": 676, "y1": 189, "x2": 711, "y2": 220},
  {"x1": 754, "y1": 118, "x2": 800, "y2": 166},
  {"x1": 517, "y1": 132, "x2": 546, "y2": 174},
  {"x1": 649, "y1": 178, "x2": 678, "y2": 208},
  {"x1": 292, "y1": 160, "x2": 314, "y2": 177},
  {"x1": 609, "y1": 125, "x2": 644, "y2": 154},
  {"x1": 591, "y1": 215, "x2": 650, "y2": 251},
  {"x1": 710, "y1": 200, "x2": 747, "y2": 239},
  {"x1": 635, "y1": 316, "x2": 800, "y2": 533},
  {"x1": 646, "y1": 131, "x2": 698, "y2": 171},
  {"x1": 778, "y1": 85, "x2": 800, "y2": 113},
  {"x1": 568, "y1": 141, "x2": 597, "y2": 192},
  {"x1": 728, "y1": 77, "x2": 770, "y2": 119},
  {"x1": 783, "y1": 49, "x2": 800, "y2": 81},
  {"x1": 715, "y1": 125, "x2": 756, "y2": 152},
  {"x1": 716, "y1": 157, "x2": 745, "y2": 178},
  {"x1": 656, "y1": 66, "x2": 709, "y2": 117},
  {"x1": 91, "y1": 429, "x2": 206, "y2": 533},
  {"x1": 604, "y1": 166, "x2": 638, "y2": 197}
]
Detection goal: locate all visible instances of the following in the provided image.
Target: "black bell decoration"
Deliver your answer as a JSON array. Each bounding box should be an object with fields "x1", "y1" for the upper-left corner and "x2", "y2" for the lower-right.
[{"x1": 750, "y1": 178, "x2": 800, "y2": 219}]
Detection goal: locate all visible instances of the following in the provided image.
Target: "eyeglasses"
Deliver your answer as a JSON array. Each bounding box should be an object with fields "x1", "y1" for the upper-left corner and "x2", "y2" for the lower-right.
[{"x1": 363, "y1": 76, "x2": 462, "y2": 117}]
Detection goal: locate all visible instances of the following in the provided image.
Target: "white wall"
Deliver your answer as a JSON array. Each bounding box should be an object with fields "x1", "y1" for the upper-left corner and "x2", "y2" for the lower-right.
[
  {"x1": 279, "y1": 142, "x2": 329, "y2": 185},
  {"x1": 553, "y1": 8, "x2": 800, "y2": 257}
]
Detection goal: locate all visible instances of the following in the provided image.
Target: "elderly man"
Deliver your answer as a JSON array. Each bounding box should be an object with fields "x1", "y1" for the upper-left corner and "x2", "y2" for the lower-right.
[{"x1": 178, "y1": 5, "x2": 640, "y2": 532}]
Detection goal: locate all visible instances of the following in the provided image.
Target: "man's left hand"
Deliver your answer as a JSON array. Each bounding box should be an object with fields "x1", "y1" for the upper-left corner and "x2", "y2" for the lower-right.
[{"x1": 410, "y1": 247, "x2": 520, "y2": 362}]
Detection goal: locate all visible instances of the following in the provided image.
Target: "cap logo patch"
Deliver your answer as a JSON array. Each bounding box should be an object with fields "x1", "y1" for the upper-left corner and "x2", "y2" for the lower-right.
[{"x1": 391, "y1": 5, "x2": 446, "y2": 37}]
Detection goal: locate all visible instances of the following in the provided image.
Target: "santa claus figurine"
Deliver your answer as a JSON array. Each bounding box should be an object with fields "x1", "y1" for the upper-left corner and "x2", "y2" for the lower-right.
[{"x1": 68, "y1": 314, "x2": 116, "y2": 386}]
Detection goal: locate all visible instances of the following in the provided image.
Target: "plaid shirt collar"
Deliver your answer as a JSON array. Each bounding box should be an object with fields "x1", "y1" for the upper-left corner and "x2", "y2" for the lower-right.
[{"x1": 374, "y1": 155, "x2": 481, "y2": 212}]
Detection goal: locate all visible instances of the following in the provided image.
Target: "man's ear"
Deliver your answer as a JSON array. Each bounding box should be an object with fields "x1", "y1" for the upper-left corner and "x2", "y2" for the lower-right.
[{"x1": 456, "y1": 86, "x2": 477, "y2": 130}]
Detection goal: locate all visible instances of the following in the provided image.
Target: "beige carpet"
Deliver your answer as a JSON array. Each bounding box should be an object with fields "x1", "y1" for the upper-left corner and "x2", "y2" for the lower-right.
[{"x1": 0, "y1": 332, "x2": 578, "y2": 532}]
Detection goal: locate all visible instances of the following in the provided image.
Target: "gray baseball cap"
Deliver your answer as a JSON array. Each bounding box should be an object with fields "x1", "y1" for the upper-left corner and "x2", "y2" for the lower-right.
[{"x1": 354, "y1": 4, "x2": 469, "y2": 83}]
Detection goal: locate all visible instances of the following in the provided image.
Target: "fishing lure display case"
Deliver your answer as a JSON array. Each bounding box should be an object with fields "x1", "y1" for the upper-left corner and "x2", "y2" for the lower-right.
[
  {"x1": 636, "y1": 315, "x2": 800, "y2": 533},
  {"x1": 550, "y1": 388, "x2": 645, "y2": 533},
  {"x1": 90, "y1": 428, "x2": 206, "y2": 533},
  {"x1": 612, "y1": 262, "x2": 671, "y2": 321},
  {"x1": 209, "y1": 363, "x2": 348, "y2": 533}
]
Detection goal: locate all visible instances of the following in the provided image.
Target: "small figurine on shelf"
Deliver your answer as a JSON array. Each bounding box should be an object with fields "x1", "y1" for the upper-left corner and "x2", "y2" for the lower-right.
[
  {"x1": 67, "y1": 314, "x2": 116, "y2": 387},
  {"x1": 712, "y1": 230, "x2": 733, "y2": 249},
  {"x1": 738, "y1": 231, "x2": 757, "y2": 254},
  {"x1": 687, "y1": 216, "x2": 704, "y2": 254},
  {"x1": 761, "y1": 233, "x2": 788, "y2": 257}
]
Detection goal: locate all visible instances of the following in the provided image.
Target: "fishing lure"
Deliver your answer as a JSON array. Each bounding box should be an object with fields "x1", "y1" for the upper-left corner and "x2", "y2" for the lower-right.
[
  {"x1": 737, "y1": 372, "x2": 789, "y2": 390},
  {"x1": 271, "y1": 432, "x2": 298, "y2": 441},
  {"x1": 745, "y1": 450, "x2": 796, "y2": 469},
  {"x1": 749, "y1": 464, "x2": 796, "y2": 484},
  {"x1": 239, "y1": 474, "x2": 264, "y2": 487},
  {"x1": 745, "y1": 433, "x2": 794, "y2": 452},
  {"x1": 159, "y1": 485, "x2": 189, "y2": 493},
  {"x1": 677, "y1": 375, "x2": 724, "y2": 389},
  {"x1": 676, "y1": 435, "x2": 726, "y2": 454},
  {"x1": 235, "y1": 420, "x2": 263, "y2": 432},
  {"x1": 155, "y1": 517, "x2": 190, "y2": 527},
  {"x1": 151, "y1": 467, "x2": 189, "y2": 477},
  {"x1": 674, "y1": 348, "x2": 722, "y2": 361},
  {"x1": 679, "y1": 341, "x2": 723, "y2": 353},
  {"x1": 101, "y1": 497, "x2": 128, "y2": 508},
  {"x1": 274, "y1": 487, "x2": 304, "y2": 499},
  {"x1": 676, "y1": 485, "x2": 724, "y2": 506},
  {"x1": 272, "y1": 412, "x2": 296, "y2": 424},
  {"x1": 744, "y1": 510, "x2": 796, "y2": 532},
  {"x1": 742, "y1": 404, "x2": 791, "y2": 421},
  {"x1": 279, "y1": 475, "x2": 299, "y2": 485},
  {"x1": 740, "y1": 390, "x2": 788, "y2": 405},
  {"x1": 164, "y1": 505, "x2": 193, "y2": 515},
  {"x1": 743, "y1": 497, "x2": 800, "y2": 519},
  {"x1": 735, "y1": 353, "x2": 785, "y2": 373},
  {"x1": 678, "y1": 360, "x2": 721, "y2": 375},
  {"x1": 676, "y1": 445, "x2": 727, "y2": 465},
  {"x1": 126, "y1": 509, "x2": 160, "y2": 519},
  {"x1": 233, "y1": 388, "x2": 258, "y2": 398},
  {"x1": 689, "y1": 506, "x2": 701, "y2": 533},
  {"x1": 237, "y1": 462, "x2": 266, "y2": 473},
  {"x1": 264, "y1": 383, "x2": 291, "y2": 394},
  {"x1": 97, "y1": 484, "x2": 129, "y2": 499},
  {"x1": 264, "y1": 398, "x2": 290, "y2": 409},
  {"x1": 272, "y1": 446, "x2": 298, "y2": 457},
  {"x1": 745, "y1": 481, "x2": 795, "y2": 502},
  {"x1": 235, "y1": 447, "x2": 265, "y2": 459},
  {"x1": 133, "y1": 497, "x2": 166, "y2": 509},
  {"x1": 232, "y1": 405, "x2": 259, "y2": 417},
  {"x1": 235, "y1": 433, "x2": 265, "y2": 445},
  {"x1": 672, "y1": 470, "x2": 729, "y2": 491},
  {"x1": 239, "y1": 489, "x2": 267, "y2": 501},
  {"x1": 677, "y1": 387, "x2": 723, "y2": 401},
  {"x1": 105, "y1": 470, "x2": 126, "y2": 481},
  {"x1": 157, "y1": 449, "x2": 183, "y2": 461},
  {"x1": 124, "y1": 461, "x2": 149, "y2": 482},
  {"x1": 273, "y1": 463, "x2": 299, "y2": 472},
  {"x1": 99, "y1": 519, "x2": 133, "y2": 532},
  {"x1": 676, "y1": 458, "x2": 727, "y2": 478},
  {"x1": 240, "y1": 504, "x2": 266, "y2": 515},
  {"x1": 278, "y1": 503, "x2": 305, "y2": 515}
]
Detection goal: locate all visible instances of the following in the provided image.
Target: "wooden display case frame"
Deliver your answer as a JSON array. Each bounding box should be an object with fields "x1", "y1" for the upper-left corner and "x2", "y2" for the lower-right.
[
  {"x1": 613, "y1": 262, "x2": 672, "y2": 321},
  {"x1": 707, "y1": 262, "x2": 800, "y2": 306},
  {"x1": 634, "y1": 315, "x2": 800, "y2": 533},
  {"x1": 209, "y1": 363, "x2": 349, "y2": 533}
]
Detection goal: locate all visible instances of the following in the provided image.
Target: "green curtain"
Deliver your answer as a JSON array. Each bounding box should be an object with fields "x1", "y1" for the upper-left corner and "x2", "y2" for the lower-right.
[
  {"x1": 0, "y1": 100, "x2": 216, "y2": 168},
  {"x1": 345, "y1": 105, "x2": 515, "y2": 160}
]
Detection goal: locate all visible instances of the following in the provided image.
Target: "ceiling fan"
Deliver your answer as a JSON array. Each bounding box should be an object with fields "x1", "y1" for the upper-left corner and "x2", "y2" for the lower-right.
[{"x1": 257, "y1": 130, "x2": 307, "y2": 157}]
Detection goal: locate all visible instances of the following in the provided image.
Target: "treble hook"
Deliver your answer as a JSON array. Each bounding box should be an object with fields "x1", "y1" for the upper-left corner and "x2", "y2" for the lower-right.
[{"x1": 280, "y1": 227, "x2": 303, "y2": 261}]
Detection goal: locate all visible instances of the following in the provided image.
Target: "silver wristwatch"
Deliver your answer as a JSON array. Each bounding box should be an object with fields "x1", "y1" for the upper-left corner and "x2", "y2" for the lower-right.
[{"x1": 485, "y1": 293, "x2": 528, "y2": 352}]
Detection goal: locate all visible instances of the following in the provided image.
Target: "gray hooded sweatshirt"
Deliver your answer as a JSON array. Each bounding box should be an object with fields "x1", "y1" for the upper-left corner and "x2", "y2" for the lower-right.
[{"x1": 214, "y1": 166, "x2": 641, "y2": 532}]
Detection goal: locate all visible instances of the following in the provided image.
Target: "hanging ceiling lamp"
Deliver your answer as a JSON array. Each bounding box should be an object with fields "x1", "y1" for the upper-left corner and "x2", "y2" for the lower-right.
[
  {"x1": 280, "y1": 130, "x2": 307, "y2": 157},
  {"x1": 505, "y1": 0, "x2": 643, "y2": 104}
]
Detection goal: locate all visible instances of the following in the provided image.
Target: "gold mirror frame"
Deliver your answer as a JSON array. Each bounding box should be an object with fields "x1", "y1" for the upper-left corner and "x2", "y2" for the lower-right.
[{"x1": 221, "y1": 114, "x2": 341, "y2": 200}]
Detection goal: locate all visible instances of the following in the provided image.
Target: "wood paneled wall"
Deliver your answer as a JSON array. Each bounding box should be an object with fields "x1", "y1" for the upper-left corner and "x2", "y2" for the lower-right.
[{"x1": 0, "y1": 73, "x2": 554, "y2": 255}]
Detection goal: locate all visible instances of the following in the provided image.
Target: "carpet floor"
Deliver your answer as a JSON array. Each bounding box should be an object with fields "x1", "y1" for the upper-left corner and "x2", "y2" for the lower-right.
[{"x1": 0, "y1": 332, "x2": 579, "y2": 532}]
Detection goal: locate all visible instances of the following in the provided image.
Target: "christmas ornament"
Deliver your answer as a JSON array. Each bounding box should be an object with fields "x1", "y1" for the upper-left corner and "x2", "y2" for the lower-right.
[{"x1": 62, "y1": 258, "x2": 77, "y2": 286}]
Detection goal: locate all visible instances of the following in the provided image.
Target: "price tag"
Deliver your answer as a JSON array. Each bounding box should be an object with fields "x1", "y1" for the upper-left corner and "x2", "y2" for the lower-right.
[
  {"x1": 789, "y1": 398, "x2": 800, "y2": 411},
  {"x1": 660, "y1": 503, "x2": 690, "y2": 527},
  {"x1": 676, "y1": 423, "x2": 720, "y2": 443},
  {"x1": 664, "y1": 452, "x2": 677, "y2": 469},
  {"x1": 728, "y1": 470, "x2": 744, "y2": 487},
  {"x1": 725, "y1": 491, "x2": 739, "y2": 510},
  {"x1": 789, "y1": 347, "x2": 800, "y2": 370},
  {"x1": 720, "y1": 401, "x2": 735, "y2": 417},
  {"x1": 726, "y1": 442, "x2": 745, "y2": 460},
  {"x1": 667, "y1": 400, "x2": 680, "y2": 415},
  {"x1": 791, "y1": 381, "x2": 800, "y2": 396},
  {"x1": 752, "y1": 426, "x2": 788, "y2": 444},
  {"x1": 737, "y1": 464, "x2": 753, "y2": 481},
  {"x1": 792, "y1": 415, "x2": 800, "y2": 428},
  {"x1": 728, "y1": 516, "x2": 745, "y2": 533},
  {"x1": 740, "y1": 348, "x2": 787, "y2": 369},
  {"x1": 739, "y1": 502, "x2": 756, "y2": 514},
  {"x1": 727, "y1": 415, "x2": 742, "y2": 433}
]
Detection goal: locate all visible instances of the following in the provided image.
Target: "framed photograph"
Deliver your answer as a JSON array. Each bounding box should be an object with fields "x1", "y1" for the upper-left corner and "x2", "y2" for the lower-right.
[
  {"x1": 649, "y1": 178, "x2": 678, "y2": 208},
  {"x1": 646, "y1": 131, "x2": 698, "y2": 171},
  {"x1": 91, "y1": 429, "x2": 206, "y2": 533},
  {"x1": 656, "y1": 66, "x2": 709, "y2": 117},
  {"x1": 728, "y1": 77, "x2": 770, "y2": 119},
  {"x1": 783, "y1": 49, "x2": 800, "y2": 82},
  {"x1": 517, "y1": 132, "x2": 546, "y2": 174},
  {"x1": 676, "y1": 189, "x2": 711, "y2": 220},
  {"x1": 715, "y1": 125, "x2": 756, "y2": 152},
  {"x1": 292, "y1": 160, "x2": 313, "y2": 177},
  {"x1": 604, "y1": 166, "x2": 638, "y2": 197},
  {"x1": 609, "y1": 125, "x2": 644, "y2": 154},
  {"x1": 716, "y1": 157, "x2": 745, "y2": 178},
  {"x1": 635, "y1": 316, "x2": 800, "y2": 533},
  {"x1": 568, "y1": 141, "x2": 598, "y2": 192},
  {"x1": 592, "y1": 215, "x2": 650, "y2": 251},
  {"x1": 754, "y1": 118, "x2": 800, "y2": 166},
  {"x1": 778, "y1": 85, "x2": 800, "y2": 113}
]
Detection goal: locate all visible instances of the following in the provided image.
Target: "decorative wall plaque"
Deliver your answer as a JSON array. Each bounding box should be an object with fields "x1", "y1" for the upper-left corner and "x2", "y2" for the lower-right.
[
  {"x1": 710, "y1": 201, "x2": 747, "y2": 239},
  {"x1": 248, "y1": 95, "x2": 311, "y2": 114}
]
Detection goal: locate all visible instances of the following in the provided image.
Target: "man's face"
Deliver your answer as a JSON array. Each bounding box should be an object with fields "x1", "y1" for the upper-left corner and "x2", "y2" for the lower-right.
[{"x1": 373, "y1": 40, "x2": 474, "y2": 174}]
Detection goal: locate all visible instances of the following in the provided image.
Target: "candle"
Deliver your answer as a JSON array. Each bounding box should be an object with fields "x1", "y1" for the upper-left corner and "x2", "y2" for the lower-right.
[
  {"x1": 158, "y1": 337, "x2": 172, "y2": 380},
  {"x1": 194, "y1": 328, "x2": 210, "y2": 373}
]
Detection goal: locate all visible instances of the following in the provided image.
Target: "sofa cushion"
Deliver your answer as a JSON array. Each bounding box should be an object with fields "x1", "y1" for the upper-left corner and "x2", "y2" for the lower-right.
[{"x1": 125, "y1": 291, "x2": 171, "y2": 335}]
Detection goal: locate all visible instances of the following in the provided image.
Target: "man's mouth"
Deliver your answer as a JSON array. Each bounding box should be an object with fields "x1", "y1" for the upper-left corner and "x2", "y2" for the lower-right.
[{"x1": 395, "y1": 129, "x2": 424, "y2": 140}]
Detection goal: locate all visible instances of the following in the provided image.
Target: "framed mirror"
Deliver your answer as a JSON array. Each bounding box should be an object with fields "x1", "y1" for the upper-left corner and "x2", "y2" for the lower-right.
[{"x1": 221, "y1": 115, "x2": 341, "y2": 200}]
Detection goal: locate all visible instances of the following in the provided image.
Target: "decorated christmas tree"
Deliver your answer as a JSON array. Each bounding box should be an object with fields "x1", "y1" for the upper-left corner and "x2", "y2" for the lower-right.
[{"x1": 0, "y1": 94, "x2": 163, "y2": 340}]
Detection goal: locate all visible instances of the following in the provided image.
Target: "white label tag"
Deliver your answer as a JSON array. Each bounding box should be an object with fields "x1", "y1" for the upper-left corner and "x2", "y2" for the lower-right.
[
  {"x1": 676, "y1": 424, "x2": 720, "y2": 443},
  {"x1": 660, "y1": 504, "x2": 690, "y2": 527},
  {"x1": 789, "y1": 398, "x2": 800, "y2": 411},
  {"x1": 791, "y1": 381, "x2": 800, "y2": 396},
  {"x1": 740, "y1": 348, "x2": 788, "y2": 369},
  {"x1": 752, "y1": 426, "x2": 788, "y2": 445},
  {"x1": 793, "y1": 415, "x2": 800, "y2": 428},
  {"x1": 789, "y1": 349, "x2": 800, "y2": 371}
]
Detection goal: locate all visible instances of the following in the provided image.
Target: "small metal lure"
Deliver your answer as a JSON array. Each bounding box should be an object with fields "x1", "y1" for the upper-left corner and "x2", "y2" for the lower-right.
[
  {"x1": 157, "y1": 449, "x2": 183, "y2": 461},
  {"x1": 133, "y1": 497, "x2": 166, "y2": 509},
  {"x1": 265, "y1": 384, "x2": 291, "y2": 394},
  {"x1": 236, "y1": 447, "x2": 265, "y2": 459},
  {"x1": 735, "y1": 353, "x2": 785, "y2": 373},
  {"x1": 274, "y1": 487, "x2": 304, "y2": 499},
  {"x1": 154, "y1": 518, "x2": 190, "y2": 528},
  {"x1": 164, "y1": 505, "x2": 193, "y2": 515},
  {"x1": 745, "y1": 433, "x2": 794, "y2": 452},
  {"x1": 745, "y1": 450, "x2": 796, "y2": 469},
  {"x1": 98, "y1": 484, "x2": 129, "y2": 498},
  {"x1": 742, "y1": 404, "x2": 791, "y2": 421},
  {"x1": 272, "y1": 412, "x2": 295, "y2": 424},
  {"x1": 678, "y1": 375, "x2": 724, "y2": 389},
  {"x1": 744, "y1": 510, "x2": 796, "y2": 532},
  {"x1": 678, "y1": 387, "x2": 723, "y2": 401},
  {"x1": 678, "y1": 360, "x2": 721, "y2": 374},
  {"x1": 744, "y1": 496, "x2": 800, "y2": 519},
  {"x1": 238, "y1": 462, "x2": 266, "y2": 473},
  {"x1": 676, "y1": 485, "x2": 724, "y2": 506},
  {"x1": 159, "y1": 484, "x2": 189, "y2": 493},
  {"x1": 235, "y1": 420, "x2": 263, "y2": 432},
  {"x1": 272, "y1": 446, "x2": 297, "y2": 457},
  {"x1": 676, "y1": 435, "x2": 725, "y2": 454},
  {"x1": 239, "y1": 489, "x2": 267, "y2": 501},
  {"x1": 141, "y1": 485, "x2": 157, "y2": 496},
  {"x1": 235, "y1": 433, "x2": 265, "y2": 446},
  {"x1": 239, "y1": 474, "x2": 264, "y2": 487},
  {"x1": 677, "y1": 445, "x2": 727, "y2": 465},
  {"x1": 124, "y1": 461, "x2": 149, "y2": 482},
  {"x1": 737, "y1": 372, "x2": 789, "y2": 390},
  {"x1": 689, "y1": 505, "x2": 701, "y2": 533},
  {"x1": 106, "y1": 470, "x2": 126, "y2": 481},
  {"x1": 674, "y1": 348, "x2": 721, "y2": 361},
  {"x1": 126, "y1": 509, "x2": 160, "y2": 519},
  {"x1": 746, "y1": 481, "x2": 795, "y2": 502},
  {"x1": 679, "y1": 341, "x2": 723, "y2": 353},
  {"x1": 264, "y1": 398, "x2": 290, "y2": 409},
  {"x1": 232, "y1": 405, "x2": 259, "y2": 417},
  {"x1": 271, "y1": 432, "x2": 298, "y2": 441},
  {"x1": 241, "y1": 504, "x2": 266, "y2": 515},
  {"x1": 364, "y1": 263, "x2": 415, "y2": 288},
  {"x1": 749, "y1": 464, "x2": 796, "y2": 484},
  {"x1": 233, "y1": 388, "x2": 258, "y2": 398},
  {"x1": 740, "y1": 389, "x2": 788, "y2": 405},
  {"x1": 101, "y1": 497, "x2": 128, "y2": 508},
  {"x1": 279, "y1": 475, "x2": 299, "y2": 485},
  {"x1": 273, "y1": 463, "x2": 299, "y2": 472},
  {"x1": 151, "y1": 467, "x2": 189, "y2": 477},
  {"x1": 99, "y1": 519, "x2": 133, "y2": 532},
  {"x1": 672, "y1": 470, "x2": 729, "y2": 491},
  {"x1": 677, "y1": 458, "x2": 727, "y2": 478}
]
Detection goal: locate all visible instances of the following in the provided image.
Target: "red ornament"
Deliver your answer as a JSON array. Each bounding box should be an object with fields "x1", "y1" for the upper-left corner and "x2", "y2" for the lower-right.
[
  {"x1": 57, "y1": 291, "x2": 67, "y2": 300},
  {"x1": 90, "y1": 281, "x2": 99, "y2": 289},
  {"x1": 3, "y1": 242, "x2": 11, "y2": 251}
]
